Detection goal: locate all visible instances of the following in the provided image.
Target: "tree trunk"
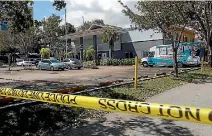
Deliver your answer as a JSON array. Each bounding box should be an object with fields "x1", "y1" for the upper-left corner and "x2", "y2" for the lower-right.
[
  {"x1": 209, "y1": 48, "x2": 212, "y2": 68},
  {"x1": 208, "y1": 44, "x2": 212, "y2": 68},
  {"x1": 8, "y1": 53, "x2": 11, "y2": 71},
  {"x1": 173, "y1": 48, "x2": 178, "y2": 77},
  {"x1": 111, "y1": 49, "x2": 113, "y2": 59}
]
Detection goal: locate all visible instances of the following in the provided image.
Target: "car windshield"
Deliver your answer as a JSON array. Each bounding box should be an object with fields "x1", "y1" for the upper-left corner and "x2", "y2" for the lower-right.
[
  {"x1": 70, "y1": 58, "x2": 80, "y2": 62},
  {"x1": 17, "y1": 59, "x2": 23, "y2": 62},
  {"x1": 50, "y1": 59, "x2": 60, "y2": 63}
]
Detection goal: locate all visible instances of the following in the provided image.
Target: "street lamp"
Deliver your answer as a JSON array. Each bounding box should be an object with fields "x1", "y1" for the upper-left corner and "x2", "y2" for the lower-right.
[{"x1": 65, "y1": 8, "x2": 68, "y2": 58}]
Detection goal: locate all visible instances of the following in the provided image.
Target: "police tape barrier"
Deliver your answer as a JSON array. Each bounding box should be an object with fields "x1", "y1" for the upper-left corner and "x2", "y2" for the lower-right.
[{"x1": 0, "y1": 88, "x2": 212, "y2": 125}]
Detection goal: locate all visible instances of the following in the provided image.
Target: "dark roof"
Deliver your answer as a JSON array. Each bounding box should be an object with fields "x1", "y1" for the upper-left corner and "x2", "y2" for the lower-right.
[{"x1": 60, "y1": 24, "x2": 124, "y2": 40}]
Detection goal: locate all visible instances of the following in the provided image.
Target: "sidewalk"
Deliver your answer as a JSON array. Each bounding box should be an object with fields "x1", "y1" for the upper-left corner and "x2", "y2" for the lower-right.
[{"x1": 55, "y1": 83, "x2": 212, "y2": 136}]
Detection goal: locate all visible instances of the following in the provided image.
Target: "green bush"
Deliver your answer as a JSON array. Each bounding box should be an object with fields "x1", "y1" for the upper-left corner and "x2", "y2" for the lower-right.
[
  {"x1": 83, "y1": 61, "x2": 98, "y2": 69},
  {"x1": 85, "y1": 58, "x2": 135, "y2": 66},
  {"x1": 85, "y1": 45, "x2": 95, "y2": 61},
  {"x1": 40, "y1": 48, "x2": 51, "y2": 59},
  {"x1": 100, "y1": 59, "x2": 107, "y2": 66}
]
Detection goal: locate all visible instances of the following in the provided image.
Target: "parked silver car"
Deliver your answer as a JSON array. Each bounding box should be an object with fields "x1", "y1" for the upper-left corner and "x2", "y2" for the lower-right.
[
  {"x1": 37, "y1": 59, "x2": 65, "y2": 71},
  {"x1": 62, "y1": 58, "x2": 83, "y2": 70},
  {"x1": 16, "y1": 59, "x2": 33, "y2": 66}
]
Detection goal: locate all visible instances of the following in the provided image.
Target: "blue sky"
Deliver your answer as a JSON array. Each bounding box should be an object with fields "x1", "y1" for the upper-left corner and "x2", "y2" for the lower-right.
[
  {"x1": 33, "y1": 1, "x2": 65, "y2": 21},
  {"x1": 32, "y1": 0, "x2": 135, "y2": 28}
]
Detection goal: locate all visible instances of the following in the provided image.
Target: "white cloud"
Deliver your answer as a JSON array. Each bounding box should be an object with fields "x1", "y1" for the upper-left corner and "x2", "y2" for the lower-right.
[{"x1": 60, "y1": 0, "x2": 138, "y2": 28}]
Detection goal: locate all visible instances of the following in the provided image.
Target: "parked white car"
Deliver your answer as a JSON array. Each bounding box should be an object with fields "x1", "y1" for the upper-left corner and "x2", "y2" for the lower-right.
[{"x1": 16, "y1": 59, "x2": 33, "y2": 66}]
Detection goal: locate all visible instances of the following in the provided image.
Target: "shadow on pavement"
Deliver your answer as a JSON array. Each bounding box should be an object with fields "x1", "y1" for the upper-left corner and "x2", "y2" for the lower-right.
[{"x1": 55, "y1": 116, "x2": 194, "y2": 136}]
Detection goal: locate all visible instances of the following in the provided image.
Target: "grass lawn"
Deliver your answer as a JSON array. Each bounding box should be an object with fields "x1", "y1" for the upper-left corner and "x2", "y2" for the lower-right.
[{"x1": 109, "y1": 68, "x2": 212, "y2": 101}]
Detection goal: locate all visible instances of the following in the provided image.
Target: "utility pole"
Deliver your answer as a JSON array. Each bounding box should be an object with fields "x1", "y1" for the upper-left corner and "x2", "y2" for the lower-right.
[
  {"x1": 82, "y1": 16, "x2": 85, "y2": 24},
  {"x1": 65, "y1": 8, "x2": 68, "y2": 58}
]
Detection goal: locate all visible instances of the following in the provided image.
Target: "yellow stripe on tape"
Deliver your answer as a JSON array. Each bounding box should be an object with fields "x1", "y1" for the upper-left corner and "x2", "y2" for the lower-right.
[{"x1": 0, "y1": 88, "x2": 212, "y2": 125}]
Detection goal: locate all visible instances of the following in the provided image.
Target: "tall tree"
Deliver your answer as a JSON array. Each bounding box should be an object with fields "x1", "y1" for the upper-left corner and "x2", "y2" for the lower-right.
[
  {"x1": 53, "y1": 0, "x2": 66, "y2": 11},
  {"x1": 32, "y1": 20, "x2": 43, "y2": 53},
  {"x1": 42, "y1": 14, "x2": 62, "y2": 49},
  {"x1": 41, "y1": 15, "x2": 74, "y2": 58},
  {"x1": 0, "y1": 31, "x2": 14, "y2": 52},
  {"x1": 119, "y1": 1, "x2": 189, "y2": 77},
  {"x1": 181, "y1": 1, "x2": 212, "y2": 67},
  {"x1": 0, "y1": 1, "x2": 33, "y2": 33},
  {"x1": 0, "y1": 0, "x2": 66, "y2": 70},
  {"x1": 77, "y1": 19, "x2": 105, "y2": 31},
  {"x1": 0, "y1": 1, "x2": 33, "y2": 70},
  {"x1": 59, "y1": 22, "x2": 76, "y2": 36},
  {"x1": 102, "y1": 29, "x2": 119, "y2": 59},
  {"x1": 85, "y1": 45, "x2": 95, "y2": 61}
]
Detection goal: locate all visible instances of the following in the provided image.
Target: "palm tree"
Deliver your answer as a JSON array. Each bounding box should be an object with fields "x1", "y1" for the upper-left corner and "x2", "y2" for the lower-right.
[{"x1": 102, "y1": 29, "x2": 119, "y2": 59}]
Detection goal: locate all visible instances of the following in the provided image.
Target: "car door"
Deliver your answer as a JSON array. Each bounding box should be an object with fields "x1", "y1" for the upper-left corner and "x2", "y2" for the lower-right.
[
  {"x1": 45, "y1": 60, "x2": 51, "y2": 69},
  {"x1": 39, "y1": 60, "x2": 45, "y2": 69},
  {"x1": 41, "y1": 60, "x2": 49, "y2": 69}
]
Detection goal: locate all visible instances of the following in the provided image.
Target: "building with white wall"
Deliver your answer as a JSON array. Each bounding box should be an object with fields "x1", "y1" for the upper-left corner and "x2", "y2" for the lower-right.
[{"x1": 61, "y1": 24, "x2": 164, "y2": 60}]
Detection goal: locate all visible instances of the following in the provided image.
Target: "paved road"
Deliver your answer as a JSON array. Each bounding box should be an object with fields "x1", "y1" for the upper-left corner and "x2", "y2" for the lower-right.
[
  {"x1": 55, "y1": 83, "x2": 212, "y2": 136},
  {"x1": 0, "y1": 66, "x2": 175, "y2": 87}
]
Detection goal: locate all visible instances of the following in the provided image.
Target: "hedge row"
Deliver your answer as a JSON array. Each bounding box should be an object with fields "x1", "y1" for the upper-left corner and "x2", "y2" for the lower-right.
[{"x1": 83, "y1": 58, "x2": 135, "y2": 68}]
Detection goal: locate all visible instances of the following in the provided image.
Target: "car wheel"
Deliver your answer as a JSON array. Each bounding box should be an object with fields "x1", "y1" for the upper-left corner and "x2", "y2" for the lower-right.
[
  {"x1": 142, "y1": 61, "x2": 148, "y2": 67},
  {"x1": 68, "y1": 65, "x2": 72, "y2": 70},
  {"x1": 50, "y1": 66, "x2": 54, "y2": 71},
  {"x1": 78, "y1": 67, "x2": 81, "y2": 70},
  {"x1": 177, "y1": 62, "x2": 183, "y2": 68},
  {"x1": 61, "y1": 68, "x2": 65, "y2": 71}
]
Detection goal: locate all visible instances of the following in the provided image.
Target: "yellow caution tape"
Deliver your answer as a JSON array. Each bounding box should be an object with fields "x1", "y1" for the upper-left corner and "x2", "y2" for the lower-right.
[{"x1": 0, "y1": 88, "x2": 212, "y2": 125}]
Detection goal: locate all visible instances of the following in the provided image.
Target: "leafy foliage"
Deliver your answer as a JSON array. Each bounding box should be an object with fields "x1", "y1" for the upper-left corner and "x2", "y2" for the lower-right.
[
  {"x1": 77, "y1": 19, "x2": 105, "y2": 31},
  {"x1": 85, "y1": 45, "x2": 95, "y2": 61},
  {"x1": 13, "y1": 27, "x2": 36, "y2": 54},
  {"x1": 119, "y1": 1, "x2": 189, "y2": 42},
  {"x1": 40, "y1": 14, "x2": 75, "y2": 57},
  {"x1": 65, "y1": 51, "x2": 74, "y2": 58},
  {"x1": 59, "y1": 22, "x2": 76, "y2": 36},
  {"x1": 102, "y1": 29, "x2": 119, "y2": 58},
  {"x1": 0, "y1": 1, "x2": 33, "y2": 33},
  {"x1": 0, "y1": 104, "x2": 84, "y2": 136},
  {"x1": 42, "y1": 14, "x2": 61, "y2": 48},
  {"x1": 40, "y1": 48, "x2": 51, "y2": 59},
  {"x1": 0, "y1": 31, "x2": 14, "y2": 52},
  {"x1": 52, "y1": 0, "x2": 66, "y2": 11},
  {"x1": 83, "y1": 61, "x2": 98, "y2": 69},
  {"x1": 119, "y1": 1, "x2": 190, "y2": 76},
  {"x1": 84, "y1": 58, "x2": 135, "y2": 67},
  {"x1": 181, "y1": 2, "x2": 212, "y2": 67}
]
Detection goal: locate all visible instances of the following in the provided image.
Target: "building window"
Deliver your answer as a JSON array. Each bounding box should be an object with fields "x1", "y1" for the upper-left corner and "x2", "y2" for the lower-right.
[
  {"x1": 159, "y1": 47, "x2": 167, "y2": 55},
  {"x1": 101, "y1": 53, "x2": 107, "y2": 59},
  {"x1": 125, "y1": 52, "x2": 129, "y2": 58},
  {"x1": 98, "y1": 53, "x2": 102, "y2": 59},
  {"x1": 125, "y1": 52, "x2": 134, "y2": 58}
]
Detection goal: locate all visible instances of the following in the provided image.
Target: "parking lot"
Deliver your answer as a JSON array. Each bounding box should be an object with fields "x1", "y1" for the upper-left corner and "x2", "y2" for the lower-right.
[{"x1": 0, "y1": 66, "x2": 175, "y2": 89}]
